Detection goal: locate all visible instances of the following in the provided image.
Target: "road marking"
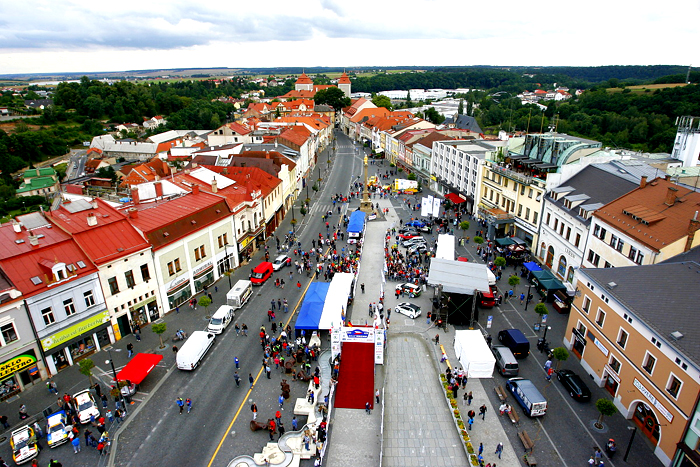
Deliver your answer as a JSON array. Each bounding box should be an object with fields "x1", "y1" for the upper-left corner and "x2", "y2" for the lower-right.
[{"x1": 536, "y1": 417, "x2": 570, "y2": 467}]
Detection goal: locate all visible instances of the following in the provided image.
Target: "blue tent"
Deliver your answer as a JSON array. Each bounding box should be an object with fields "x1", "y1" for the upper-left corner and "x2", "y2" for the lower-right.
[
  {"x1": 295, "y1": 282, "x2": 330, "y2": 330},
  {"x1": 523, "y1": 261, "x2": 543, "y2": 273}
]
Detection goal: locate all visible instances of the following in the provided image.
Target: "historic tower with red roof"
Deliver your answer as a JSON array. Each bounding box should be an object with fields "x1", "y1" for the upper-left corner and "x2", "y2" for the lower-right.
[{"x1": 338, "y1": 71, "x2": 351, "y2": 98}]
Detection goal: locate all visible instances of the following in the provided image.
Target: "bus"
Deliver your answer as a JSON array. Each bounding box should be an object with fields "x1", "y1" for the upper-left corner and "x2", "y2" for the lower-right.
[{"x1": 347, "y1": 210, "x2": 366, "y2": 244}]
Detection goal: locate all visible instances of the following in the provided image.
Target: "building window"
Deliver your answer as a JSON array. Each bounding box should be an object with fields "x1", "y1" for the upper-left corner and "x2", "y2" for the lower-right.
[
  {"x1": 557, "y1": 256, "x2": 567, "y2": 277},
  {"x1": 64, "y1": 298, "x2": 76, "y2": 316},
  {"x1": 528, "y1": 188, "x2": 533, "y2": 198},
  {"x1": 194, "y1": 245, "x2": 206, "y2": 261},
  {"x1": 554, "y1": 218, "x2": 559, "y2": 231},
  {"x1": 642, "y1": 353, "x2": 656, "y2": 375},
  {"x1": 667, "y1": 375, "x2": 682, "y2": 399},
  {"x1": 520, "y1": 185, "x2": 525, "y2": 195},
  {"x1": 566, "y1": 227, "x2": 571, "y2": 241},
  {"x1": 167, "y1": 259, "x2": 182, "y2": 276},
  {"x1": 574, "y1": 233, "x2": 581, "y2": 248},
  {"x1": 108, "y1": 277, "x2": 119, "y2": 295},
  {"x1": 582, "y1": 296, "x2": 591, "y2": 313},
  {"x1": 0, "y1": 323, "x2": 18, "y2": 344},
  {"x1": 609, "y1": 355, "x2": 621, "y2": 374},
  {"x1": 532, "y1": 211, "x2": 538, "y2": 225},
  {"x1": 628, "y1": 246, "x2": 637, "y2": 261},
  {"x1": 587, "y1": 249, "x2": 600, "y2": 267},
  {"x1": 566, "y1": 266, "x2": 575, "y2": 283},
  {"x1": 125, "y1": 270, "x2": 135, "y2": 288},
  {"x1": 635, "y1": 251, "x2": 644, "y2": 265},
  {"x1": 84, "y1": 290, "x2": 95, "y2": 308},
  {"x1": 546, "y1": 212, "x2": 551, "y2": 225},
  {"x1": 617, "y1": 329, "x2": 628, "y2": 349},
  {"x1": 595, "y1": 309, "x2": 606, "y2": 327},
  {"x1": 518, "y1": 205, "x2": 522, "y2": 216},
  {"x1": 42, "y1": 307, "x2": 55, "y2": 326},
  {"x1": 218, "y1": 233, "x2": 229, "y2": 248},
  {"x1": 140, "y1": 264, "x2": 151, "y2": 282}
]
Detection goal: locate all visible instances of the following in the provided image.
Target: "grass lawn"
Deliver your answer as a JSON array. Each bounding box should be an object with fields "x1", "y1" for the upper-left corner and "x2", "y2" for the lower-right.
[{"x1": 606, "y1": 83, "x2": 687, "y2": 93}]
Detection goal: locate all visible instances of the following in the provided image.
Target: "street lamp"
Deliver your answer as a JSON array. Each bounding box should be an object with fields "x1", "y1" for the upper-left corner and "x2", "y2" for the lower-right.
[
  {"x1": 106, "y1": 350, "x2": 127, "y2": 414},
  {"x1": 623, "y1": 426, "x2": 637, "y2": 462},
  {"x1": 524, "y1": 283, "x2": 533, "y2": 311},
  {"x1": 224, "y1": 242, "x2": 232, "y2": 288},
  {"x1": 542, "y1": 325, "x2": 552, "y2": 342}
]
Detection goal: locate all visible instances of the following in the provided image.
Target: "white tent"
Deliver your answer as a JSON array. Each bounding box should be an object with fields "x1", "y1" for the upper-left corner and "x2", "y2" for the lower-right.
[
  {"x1": 318, "y1": 273, "x2": 354, "y2": 329},
  {"x1": 427, "y1": 258, "x2": 491, "y2": 294},
  {"x1": 453, "y1": 330, "x2": 496, "y2": 378},
  {"x1": 435, "y1": 234, "x2": 455, "y2": 260}
]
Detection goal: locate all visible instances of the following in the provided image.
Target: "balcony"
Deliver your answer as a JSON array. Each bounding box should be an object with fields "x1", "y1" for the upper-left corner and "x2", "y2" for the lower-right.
[
  {"x1": 491, "y1": 164, "x2": 533, "y2": 185},
  {"x1": 478, "y1": 203, "x2": 514, "y2": 223}
]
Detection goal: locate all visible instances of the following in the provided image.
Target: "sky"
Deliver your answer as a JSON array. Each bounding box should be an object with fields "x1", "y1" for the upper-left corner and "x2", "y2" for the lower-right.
[{"x1": 1, "y1": 0, "x2": 698, "y2": 75}]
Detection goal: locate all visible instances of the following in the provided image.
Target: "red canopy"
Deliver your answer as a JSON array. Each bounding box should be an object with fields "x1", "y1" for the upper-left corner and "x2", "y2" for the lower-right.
[
  {"x1": 445, "y1": 193, "x2": 466, "y2": 204},
  {"x1": 115, "y1": 353, "x2": 163, "y2": 385}
]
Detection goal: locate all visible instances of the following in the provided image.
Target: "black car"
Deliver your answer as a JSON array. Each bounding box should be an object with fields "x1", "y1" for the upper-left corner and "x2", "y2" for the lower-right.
[{"x1": 557, "y1": 369, "x2": 591, "y2": 401}]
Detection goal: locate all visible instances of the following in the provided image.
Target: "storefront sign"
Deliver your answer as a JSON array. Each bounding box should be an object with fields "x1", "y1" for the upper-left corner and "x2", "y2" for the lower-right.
[
  {"x1": 41, "y1": 310, "x2": 110, "y2": 351},
  {"x1": 167, "y1": 275, "x2": 189, "y2": 295},
  {"x1": 594, "y1": 337, "x2": 609, "y2": 357},
  {"x1": 634, "y1": 378, "x2": 673, "y2": 422},
  {"x1": 341, "y1": 327, "x2": 375, "y2": 343},
  {"x1": 374, "y1": 330, "x2": 384, "y2": 365},
  {"x1": 0, "y1": 354, "x2": 37, "y2": 380},
  {"x1": 131, "y1": 296, "x2": 156, "y2": 311},
  {"x1": 572, "y1": 327, "x2": 586, "y2": 345},
  {"x1": 193, "y1": 261, "x2": 213, "y2": 279},
  {"x1": 240, "y1": 236, "x2": 252, "y2": 249}
]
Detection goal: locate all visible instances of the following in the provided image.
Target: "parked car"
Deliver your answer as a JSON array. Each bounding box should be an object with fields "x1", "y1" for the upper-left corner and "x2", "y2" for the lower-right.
[
  {"x1": 405, "y1": 220, "x2": 426, "y2": 229},
  {"x1": 401, "y1": 237, "x2": 426, "y2": 247},
  {"x1": 10, "y1": 425, "x2": 39, "y2": 464},
  {"x1": 73, "y1": 389, "x2": 100, "y2": 424},
  {"x1": 557, "y1": 369, "x2": 592, "y2": 401},
  {"x1": 272, "y1": 254, "x2": 292, "y2": 271},
  {"x1": 46, "y1": 410, "x2": 69, "y2": 448},
  {"x1": 408, "y1": 244, "x2": 428, "y2": 255},
  {"x1": 396, "y1": 282, "x2": 421, "y2": 297},
  {"x1": 398, "y1": 230, "x2": 420, "y2": 240},
  {"x1": 394, "y1": 302, "x2": 421, "y2": 319}
]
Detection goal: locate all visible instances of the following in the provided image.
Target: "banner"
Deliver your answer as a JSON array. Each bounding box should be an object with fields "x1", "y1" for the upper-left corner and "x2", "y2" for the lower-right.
[
  {"x1": 432, "y1": 198, "x2": 441, "y2": 217},
  {"x1": 421, "y1": 197, "x2": 431, "y2": 217}
]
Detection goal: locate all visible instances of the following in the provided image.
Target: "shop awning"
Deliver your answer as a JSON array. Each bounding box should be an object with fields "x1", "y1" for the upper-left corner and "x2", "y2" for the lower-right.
[
  {"x1": 445, "y1": 193, "x2": 467, "y2": 204},
  {"x1": 495, "y1": 237, "x2": 515, "y2": 247},
  {"x1": 531, "y1": 269, "x2": 567, "y2": 291},
  {"x1": 295, "y1": 282, "x2": 330, "y2": 330},
  {"x1": 523, "y1": 261, "x2": 543, "y2": 272},
  {"x1": 115, "y1": 353, "x2": 164, "y2": 385}
]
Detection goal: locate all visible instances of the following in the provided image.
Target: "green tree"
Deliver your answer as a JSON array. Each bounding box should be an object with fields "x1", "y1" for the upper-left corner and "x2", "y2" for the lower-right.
[
  {"x1": 473, "y1": 236, "x2": 484, "y2": 245},
  {"x1": 371, "y1": 94, "x2": 393, "y2": 110},
  {"x1": 458, "y1": 99, "x2": 464, "y2": 115},
  {"x1": 494, "y1": 256, "x2": 506, "y2": 268},
  {"x1": 552, "y1": 347, "x2": 569, "y2": 370},
  {"x1": 594, "y1": 399, "x2": 618, "y2": 429},
  {"x1": 151, "y1": 322, "x2": 167, "y2": 349},
  {"x1": 459, "y1": 221, "x2": 471, "y2": 232},
  {"x1": 96, "y1": 166, "x2": 118, "y2": 185},
  {"x1": 314, "y1": 87, "x2": 351, "y2": 111},
  {"x1": 198, "y1": 296, "x2": 212, "y2": 315},
  {"x1": 534, "y1": 303, "x2": 548, "y2": 322},
  {"x1": 407, "y1": 172, "x2": 417, "y2": 180},
  {"x1": 508, "y1": 275, "x2": 520, "y2": 291},
  {"x1": 406, "y1": 91, "x2": 413, "y2": 108},
  {"x1": 78, "y1": 358, "x2": 95, "y2": 385},
  {"x1": 424, "y1": 107, "x2": 445, "y2": 124}
]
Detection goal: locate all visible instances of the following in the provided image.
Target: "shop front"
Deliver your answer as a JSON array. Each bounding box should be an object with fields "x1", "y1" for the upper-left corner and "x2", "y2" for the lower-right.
[
  {"x1": 41, "y1": 310, "x2": 113, "y2": 375},
  {"x1": 130, "y1": 296, "x2": 159, "y2": 327},
  {"x1": 0, "y1": 350, "x2": 42, "y2": 400},
  {"x1": 571, "y1": 327, "x2": 586, "y2": 359},
  {"x1": 166, "y1": 275, "x2": 192, "y2": 311},
  {"x1": 193, "y1": 261, "x2": 214, "y2": 293}
]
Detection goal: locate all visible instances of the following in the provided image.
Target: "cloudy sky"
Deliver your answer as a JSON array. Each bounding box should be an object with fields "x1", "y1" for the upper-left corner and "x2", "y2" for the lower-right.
[{"x1": 1, "y1": 0, "x2": 697, "y2": 74}]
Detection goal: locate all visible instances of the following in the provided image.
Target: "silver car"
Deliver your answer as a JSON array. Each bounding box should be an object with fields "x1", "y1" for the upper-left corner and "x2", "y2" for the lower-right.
[{"x1": 394, "y1": 302, "x2": 422, "y2": 319}]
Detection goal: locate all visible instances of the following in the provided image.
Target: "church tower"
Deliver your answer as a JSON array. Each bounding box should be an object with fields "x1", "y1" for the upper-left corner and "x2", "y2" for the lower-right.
[
  {"x1": 295, "y1": 71, "x2": 314, "y2": 92},
  {"x1": 338, "y1": 71, "x2": 351, "y2": 98}
]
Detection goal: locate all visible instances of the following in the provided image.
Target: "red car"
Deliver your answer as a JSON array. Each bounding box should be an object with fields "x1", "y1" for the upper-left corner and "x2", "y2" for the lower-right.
[{"x1": 398, "y1": 231, "x2": 420, "y2": 240}]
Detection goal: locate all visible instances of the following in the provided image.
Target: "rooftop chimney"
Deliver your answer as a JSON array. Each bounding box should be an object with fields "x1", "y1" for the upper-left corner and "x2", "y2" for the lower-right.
[
  {"x1": 222, "y1": 168, "x2": 228, "y2": 175},
  {"x1": 192, "y1": 184, "x2": 200, "y2": 195},
  {"x1": 192, "y1": 162, "x2": 198, "y2": 169},
  {"x1": 128, "y1": 208, "x2": 138, "y2": 219},
  {"x1": 11, "y1": 220, "x2": 21, "y2": 233},
  {"x1": 131, "y1": 188, "x2": 140, "y2": 205},
  {"x1": 28, "y1": 235, "x2": 39, "y2": 246},
  {"x1": 665, "y1": 174, "x2": 671, "y2": 181},
  {"x1": 87, "y1": 213, "x2": 98, "y2": 227},
  {"x1": 154, "y1": 181, "x2": 163, "y2": 198},
  {"x1": 665, "y1": 186, "x2": 678, "y2": 206},
  {"x1": 640, "y1": 176, "x2": 648, "y2": 188},
  {"x1": 211, "y1": 179, "x2": 218, "y2": 193},
  {"x1": 684, "y1": 211, "x2": 700, "y2": 252}
]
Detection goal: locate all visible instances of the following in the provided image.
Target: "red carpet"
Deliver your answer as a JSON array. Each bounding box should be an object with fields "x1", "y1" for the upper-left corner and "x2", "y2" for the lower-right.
[{"x1": 334, "y1": 341, "x2": 375, "y2": 409}]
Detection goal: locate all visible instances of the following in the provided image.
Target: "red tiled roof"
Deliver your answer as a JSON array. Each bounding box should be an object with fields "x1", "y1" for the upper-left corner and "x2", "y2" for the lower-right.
[
  {"x1": 279, "y1": 90, "x2": 316, "y2": 100},
  {"x1": 594, "y1": 178, "x2": 700, "y2": 251},
  {"x1": 350, "y1": 107, "x2": 391, "y2": 123},
  {"x1": 47, "y1": 198, "x2": 150, "y2": 265},
  {"x1": 338, "y1": 72, "x2": 351, "y2": 84},
  {"x1": 278, "y1": 126, "x2": 312, "y2": 147},
  {"x1": 121, "y1": 191, "x2": 231, "y2": 250},
  {"x1": 295, "y1": 72, "x2": 313, "y2": 84},
  {"x1": 225, "y1": 122, "x2": 252, "y2": 135}
]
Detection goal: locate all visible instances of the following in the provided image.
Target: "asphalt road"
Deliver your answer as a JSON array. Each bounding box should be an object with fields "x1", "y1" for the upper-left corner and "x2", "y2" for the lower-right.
[{"x1": 114, "y1": 131, "x2": 364, "y2": 467}]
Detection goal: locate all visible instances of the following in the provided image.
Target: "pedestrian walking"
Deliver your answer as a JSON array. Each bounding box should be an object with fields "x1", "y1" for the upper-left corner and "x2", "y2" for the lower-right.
[
  {"x1": 365, "y1": 402, "x2": 371, "y2": 415},
  {"x1": 478, "y1": 442, "x2": 483, "y2": 455},
  {"x1": 279, "y1": 395, "x2": 285, "y2": 409},
  {"x1": 297, "y1": 281, "x2": 301, "y2": 289},
  {"x1": 235, "y1": 356, "x2": 240, "y2": 369},
  {"x1": 271, "y1": 299, "x2": 276, "y2": 310},
  {"x1": 251, "y1": 402, "x2": 258, "y2": 420},
  {"x1": 427, "y1": 311, "x2": 431, "y2": 325},
  {"x1": 127, "y1": 342, "x2": 134, "y2": 358},
  {"x1": 134, "y1": 327, "x2": 141, "y2": 341},
  {"x1": 249, "y1": 373, "x2": 254, "y2": 389},
  {"x1": 176, "y1": 398, "x2": 184, "y2": 414},
  {"x1": 72, "y1": 436, "x2": 81, "y2": 453},
  {"x1": 234, "y1": 371, "x2": 241, "y2": 387},
  {"x1": 434, "y1": 333, "x2": 440, "y2": 345},
  {"x1": 266, "y1": 365, "x2": 272, "y2": 379},
  {"x1": 235, "y1": 324, "x2": 240, "y2": 335},
  {"x1": 375, "y1": 389, "x2": 380, "y2": 404},
  {"x1": 468, "y1": 416, "x2": 474, "y2": 430},
  {"x1": 495, "y1": 442, "x2": 503, "y2": 459},
  {"x1": 47, "y1": 378, "x2": 58, "y2": 394},
  {"x1": 186, "y1": 398, "x2": 192, "y2": 413},
  {"x1": 0, "y1": 415, "x2": 9, "y2": 428},
  {"x1": 479, "y1": 404, "x2": 487, "y2": 420},
  {"x1": 275, "y1": 410, "x2": 282, "y2": 425},
  {"x1": 242, "y1": 323, "x2": 248, "y2": 336},
  {"x1": 519, "y1": 293, "x2": 525, "y2": 305},
  {"x1": 278, "y1": 421, "x2": 285, "y2": 440},
  {"x1": 292, "y1": 416, "x2": 298, "y2": 431}
]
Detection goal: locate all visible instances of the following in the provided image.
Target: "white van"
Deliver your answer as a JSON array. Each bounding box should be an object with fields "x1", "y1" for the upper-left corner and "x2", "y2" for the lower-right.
[
  {"x1": 207, "y1": 305, "x2": 234, "y2": 334},
  {"x1": 227, "y1": 280, "x2": 253, "y2": 309},
  {"x1": 176, "y1": 331, "x2": 216, "y2": 371}
]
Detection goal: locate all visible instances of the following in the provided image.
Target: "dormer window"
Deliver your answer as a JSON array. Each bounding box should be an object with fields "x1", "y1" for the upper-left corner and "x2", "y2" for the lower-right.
[{"x1": 51, "y1": 262, "x2": 68, "y2": 282}]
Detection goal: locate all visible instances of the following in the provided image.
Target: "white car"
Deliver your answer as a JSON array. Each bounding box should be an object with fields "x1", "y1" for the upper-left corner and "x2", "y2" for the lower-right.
[
  {"x1": 46, "y1": 410, "x2": 69, "y2": 448},
  {"x1": 272, "y1": 254, "x2": 291, "y2": 271},
  {"x1": 73, "y1": 389, "x2": 100, "y2": 424},
  {"x1": 11, "y1": 425, "x2": 39, "y2": 465},
  {"x1": 395, "y1": 302, "x2": 422, "y2": 319}
]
